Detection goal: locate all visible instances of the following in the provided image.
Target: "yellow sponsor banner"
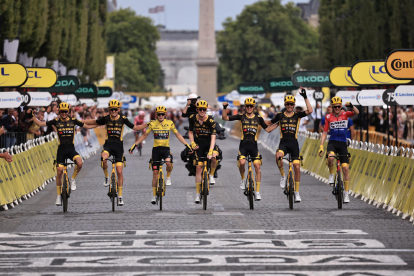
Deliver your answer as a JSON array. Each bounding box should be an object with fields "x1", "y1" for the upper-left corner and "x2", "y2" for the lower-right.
[
  {"x1": 21, "y1": 67, "x2": 57, "y2": 88},
  {"x1": 329, "y1": 66, "x2": 359, "y2": 87},
  {"x1": 351, "y1": 60, "x2": 410, "y2": 86},
  {"x1": 385, "y1": 49, "x2": 414, "y2": 80},
  {"x1": 0, "y1": 63, "x2": 28, "y2": 87}
]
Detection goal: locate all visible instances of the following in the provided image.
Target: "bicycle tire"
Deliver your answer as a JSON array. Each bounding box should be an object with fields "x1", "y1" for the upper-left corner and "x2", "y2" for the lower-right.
[
  {"x1": 248, "y1": 172, "x2": 254, "y2": 210},
  {"x1": 158, "y1": 171, "x2": 163, "y2": 211},
  {"x1": 203, "y1": 172, "x2": 208, "y2": 210},
  {"x1": 288, "y1": 170, "x2": 294, "y2": 210},
  {"x1": 337, "y1": 173, "x2": 343, "y2": 209},
  {"x1": 62, "y1": 174, "x2": 68, "y2": 213},
  {"x1": 111, "y1": 172, "x2": 116, "y2": 212}
]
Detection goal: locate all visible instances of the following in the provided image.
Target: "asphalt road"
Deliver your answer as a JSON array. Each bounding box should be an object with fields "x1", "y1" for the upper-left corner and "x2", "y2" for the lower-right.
[{"x1": 0, "y1": 129, "x2": 413, "y2": 276}]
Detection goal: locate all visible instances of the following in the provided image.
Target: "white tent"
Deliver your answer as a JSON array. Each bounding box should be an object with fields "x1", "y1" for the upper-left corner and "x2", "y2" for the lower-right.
[{"x1": 160, "y1": 97, "x2": 181, "y2": 109}]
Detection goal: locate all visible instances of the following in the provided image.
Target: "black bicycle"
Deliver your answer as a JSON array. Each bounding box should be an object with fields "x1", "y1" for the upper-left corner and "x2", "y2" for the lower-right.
[
  {"x1": 56, "y1": 158, "x2": 75, "y2": 213},
  {"x1": 278, "y1": 152, "x2": 303, "y2": 210},
  {"x1": 329, "y1": 153, "x2": 351, "y2": 209},
  {"x1": 103, "y1": 156, "x2": 119, "y2": 212},
  {"x1": 242, "y1": 154, "x2": 256, "y2": 210}
]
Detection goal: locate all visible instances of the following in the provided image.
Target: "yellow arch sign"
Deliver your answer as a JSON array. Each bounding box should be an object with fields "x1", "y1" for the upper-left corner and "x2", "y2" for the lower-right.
[
  {"x1": 351, "y1": 60, "x2": 410, "y2": 86},
  {"x1": 329, "y1": 66, "x2": 358, "y2": 87},
  {"x1": 21, "y1": 68, "x2": 57, "y2": 88},
  {"x1": 0, "y1": 63, "x2": 28, "y2": 87}
]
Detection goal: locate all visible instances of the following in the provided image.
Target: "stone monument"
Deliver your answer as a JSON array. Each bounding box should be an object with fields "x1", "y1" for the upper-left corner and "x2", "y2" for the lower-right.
[{"x1": 196, "y1": 0, "x2": 218, "y2": 106}]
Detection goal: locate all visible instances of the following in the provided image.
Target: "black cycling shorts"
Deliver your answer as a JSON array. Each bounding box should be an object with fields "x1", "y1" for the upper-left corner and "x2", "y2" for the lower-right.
[
  {"x1": 151, "y1": 146, "x2": 173, "y2": 170},
  {"x1": 195, "y1": 140, "x2": 218, "y2": 161},
  {"x1": 238, "y1": 141, "x2": 260, "y2": 160},
  {"x1": 327, "y1": 140, "x2": 349, "y2": 164},
  {"x1": 277, "y1": 139, "x2": 300, "y2": 160},
  {"x1": 103, "y1": 142, "x2": 124, "y2": 163},
  {"x1": 56, "y1": 145, "x2": 81, "y2": 165}
]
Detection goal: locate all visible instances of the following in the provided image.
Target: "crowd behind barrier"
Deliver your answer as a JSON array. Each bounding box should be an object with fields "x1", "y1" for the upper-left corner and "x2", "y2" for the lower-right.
[{"x1": 225, "y1": 119, "x2": 414, "y2": 225}]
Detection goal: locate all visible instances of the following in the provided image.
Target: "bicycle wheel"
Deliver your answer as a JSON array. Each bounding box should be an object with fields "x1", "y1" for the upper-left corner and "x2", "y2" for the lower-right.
[
  {"x1": 203, "y1": 172, "x2": 208, "y2": 210},
  {"x1": 62, "y1": 174, "x2": 68, "y2": 213},
  {"x1": 248, "y1": 171, "x2": 254, "y2": 210},
  {"x1": 111, "y1": 172, "x2": 116, "y2": 212},
  {"x1": 158, "y1": 171, "x2": 163, "y2": 211},
  {"x1": 288, "y1": 170, "x2": 294, "y2": 210},
  {"x1": 336, "y1": 173, "x2": 343, "y2": 209}
]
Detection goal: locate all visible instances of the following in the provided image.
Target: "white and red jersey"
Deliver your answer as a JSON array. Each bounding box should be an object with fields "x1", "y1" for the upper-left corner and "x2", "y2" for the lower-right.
[{"x1": 324, "y1": 111, "x2": 354, "y2": 142}]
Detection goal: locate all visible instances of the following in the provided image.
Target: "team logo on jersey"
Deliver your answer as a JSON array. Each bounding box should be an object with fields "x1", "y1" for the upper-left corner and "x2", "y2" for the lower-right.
[{"x1": 330, "y1": 120, "x2": 348, "y2": 129}]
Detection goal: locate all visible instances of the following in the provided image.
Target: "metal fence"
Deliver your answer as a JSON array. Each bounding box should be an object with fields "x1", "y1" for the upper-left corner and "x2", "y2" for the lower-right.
[{"x1": 0, "y1": 132, "x2": 34, "y2": 149}]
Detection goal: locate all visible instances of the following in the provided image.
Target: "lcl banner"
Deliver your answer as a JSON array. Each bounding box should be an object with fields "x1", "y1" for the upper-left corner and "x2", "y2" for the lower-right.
[
  {"x1": 237, "y1": 83, "x2": 267, "y2": 94},
  {"x1": 385, "y1": 50, "x2": 414, "y2": 80},
  {"x1": 351, "y1": 60, "x2": 410, "y2": 86},
  {"x1": 329, "y1": 66, "x2": 358, "y2": 87},
  {"x1": 0, "y1": 63, "x2": 28, "y2": 87},
  {"x1": 46, "y1": 76, "x2": 80, "y2": 93},
  {"x1": 21, "y1": 68, "x2": 57, "y2": 88},
  {"x1": 267, "y1": 77, "x2": 298, "y2": 92},
  {"x1": 291, "y1": 71, "x2": 332, "y2": 87}
]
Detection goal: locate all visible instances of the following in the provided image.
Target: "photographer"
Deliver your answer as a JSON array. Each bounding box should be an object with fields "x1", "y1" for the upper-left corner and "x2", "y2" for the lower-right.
[{"x1": 182, "y1": 94, "x2": 200, "y2": 117}]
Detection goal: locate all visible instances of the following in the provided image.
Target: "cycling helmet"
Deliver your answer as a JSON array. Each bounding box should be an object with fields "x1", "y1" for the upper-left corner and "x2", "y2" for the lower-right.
[
  {"x1": 138, "y1": 110, "x2": 145, "y2": 116},
  {"x1": 284, "y1": 95, "x2": 296, "y2": 103},
  {"x1": 156, "y1": 106, "x2": 167, "y2": 113},
  {"x1": 244, "y1": 97, "x2": 256, "y2": 106},
  {"x1": 331, "y1": 96, "x2": 342, "y2": 105},
  {"x1": 58, "y1": 102, "x2": 69, "y2": 111},
  {"x1": 109, "y1": 99, "x2": 121, "y2": 109},
  {"x1": 196, "y1": 100, "x2": 208, "y2": 109}
]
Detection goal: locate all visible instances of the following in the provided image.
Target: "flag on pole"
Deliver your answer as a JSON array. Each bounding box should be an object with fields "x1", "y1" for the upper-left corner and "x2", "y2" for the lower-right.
[
  {"x1": 149, "y1": 7, "x2": 157, "y2": 13},
  {"x1": 149, "y1": 5, "x2": 165, "y2": 13}
]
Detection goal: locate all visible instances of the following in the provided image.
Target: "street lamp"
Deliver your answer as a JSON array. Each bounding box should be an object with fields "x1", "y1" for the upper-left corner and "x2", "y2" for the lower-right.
[{"x1": 294, "y1": 63, "x2": 300, "y2": 71}]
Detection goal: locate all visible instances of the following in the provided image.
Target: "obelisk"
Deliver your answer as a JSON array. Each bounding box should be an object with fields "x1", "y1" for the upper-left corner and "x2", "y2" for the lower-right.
[{"x1": 196, "y1": 0, "x2": 218, "y2": 106}]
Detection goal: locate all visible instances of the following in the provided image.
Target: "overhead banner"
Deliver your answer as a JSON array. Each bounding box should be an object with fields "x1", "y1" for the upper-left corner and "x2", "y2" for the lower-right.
[
  {"x1": 237, "y1": 83, "x2": 267, "y2": 94},
  {"x1": 385, "y1": 50, "x2": 414, "y2": 80},
  {"x1": 0, "y1": 91, "x2": 23, "y2": 108},
  {"x1": 46, "y1": 76, "x2": 80, "y2": 93},
  {"x1": 21, "y1": 68, "x2": 57, "y2": 88},
  {"x1": 291, "y1": 71, "x2": 332, "y2": 88},
  {"x1": 0, "y1": 63, "x2": 28, "y2": 87},
  {"x1": 79, "y1": 99, "x2": 96, "y2": 106},
  {"x1": 267, "y1": 77, "x2": 298, "y2": 92},
  {"x1": 351, "y1": 60, "x2": 410, "y2": 86},
  {"x1": 329, "y1": 66, "x2": 358, "y2": 87},
  {"x1": 382, "y1": 89, "x2": 398, "y2": 106},
  {"x1": 335, "y1": 91, "x2": 359, "y2": 105},
  {"x1": 97, "y1": 86, "x2": 113, "y2": 98},
  {"x1": 27, "y1": 92, "x2": 53, "y2": 107},
  {"x1": 58, "y1": 94, "x2": 77, "y2": 105},
  {"x1": 74, "y1": 84, "x2": 98, "y2": 99},
  {"x1": 111, "y1": 91, "x2": 122, "y2": 100},
  {"x1": 121, "y1": 94, "x2": 132, "y2": 103},
  {"x1": 394, "y1": 85, "x2": 414, "y2": 105},
  {"x1": 357, "y1": 89, "x2": 385, "y2": 106}
]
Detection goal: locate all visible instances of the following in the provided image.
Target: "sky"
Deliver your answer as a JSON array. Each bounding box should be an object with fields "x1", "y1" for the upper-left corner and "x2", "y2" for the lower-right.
[{"x1": 117, "y1": 0, "x2": 310, "y2": 30}]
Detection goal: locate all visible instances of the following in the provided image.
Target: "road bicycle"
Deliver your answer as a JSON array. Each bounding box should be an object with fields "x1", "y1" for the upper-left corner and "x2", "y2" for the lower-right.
[
  {"x1": 103, "y1": 155, "x2": 123, "y2": 212},
  {"x1": 197, "y1": 155, "x2": 211, "y2": 210},
  {"x1": 54, "y1": 158, "x2": 74, "y2": 213},
  {"x1": 329, "y1": 153, "x2": 351, "y2": 209},
  {"x1": 149, "y1": 159, "x2": 166, "y2": 211},
  {"x1": 242, "y1": 153, "x2": 256, "y2": 210},
  {"x1": 278, "y1": 152, "x2": 303, "y2": 210}
]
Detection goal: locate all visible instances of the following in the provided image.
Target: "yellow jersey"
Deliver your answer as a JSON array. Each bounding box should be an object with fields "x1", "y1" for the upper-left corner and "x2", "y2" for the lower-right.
[{"x1": 146, "y1": 119, "x2": 178, "y2": 147}]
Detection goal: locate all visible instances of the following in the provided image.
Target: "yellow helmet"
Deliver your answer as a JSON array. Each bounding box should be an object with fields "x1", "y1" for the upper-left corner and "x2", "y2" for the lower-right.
[
  {"x1": 244, "y1": 97, "x2": 256, "y2": 106},
  {"x1": 331, "y1": 96, "x2": 342, "y2": 105},
  {"x1": 108, "y1": 99, "x2": 121, "y2": 109},
  {"x1": 59, "y1": 102, "x2": 69, "y2": 111},
  {"x1": 196, "y1": 100, "x2": 208, "y2": 109},
  {"x1": 156, "y1": 106, "x2": 167, "y2": 113},
  {"x1": 284, "y1": 95, "x2": 296, "y2": 103}
]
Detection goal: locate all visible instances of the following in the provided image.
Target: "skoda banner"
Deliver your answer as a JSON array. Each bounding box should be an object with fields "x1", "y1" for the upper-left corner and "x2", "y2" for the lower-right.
[
  {"x1": 58, "y1": 94, "x2": 77, "y2": 105},
  {"x1": 351, "y1": 60, "x2": 410, "y2": 86},
  {"x1": 356, "y1": 89, "x2": 385, "y2": 106},
  {"x1": 27, "y1": 92, "x2": 53, "y2": 107},
  {"x1": 0, "y1": 91, "x2": 23, "y2": 108},
  {"x1": 97, "y1": 86, "x2": 113, "y2": 98},
  {"x1": 74, "y1": 84, "x2": 98, "y2": 99},
  {"x1": 394, "y1": 85, "x2": 414, "y2": 105},
  {"x1": 291, "y1": 71, "x2": 332, "y2": 88},
  {"x1": 0, "y1": 63, "x2": 28, "y2": 87},
  {"x1": 267, "y1": 77, "x2": 298, "y2": 92},
  {"x1": 385, "y1": 50, "x2": 414, "y2": 80},
  {"x1": 46, "y1": 76, "x2": 80, "y2": 93},
  {"x1": 21, "y1": 68, "x2": 57, "y2": 88},
  {"x1": 335, "y1": 91, "x2": 359, "y2": 105},
  {"x1": 237, "y1": 83, "x2": 267, "y2": 94},
  {"x1": 329, "y1": 66, "x2": 358, "y2": 87}
]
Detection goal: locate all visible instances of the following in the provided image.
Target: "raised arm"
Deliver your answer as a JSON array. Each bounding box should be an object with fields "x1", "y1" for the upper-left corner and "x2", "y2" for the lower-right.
[
  {"x1": 222, "y1": 102, "x2": 229, "y2": 121},
  {"x1": 264, "y1": 122, "x2": 279, "y2": 133},
  {"x1": 32, "y1": 115, "x2": 47, "y2": 127},
  {"x1": 298, "y1": 87, "x2": 313, "y2": 115},
  {"x1": 345, "y1": 102, "x2": 359, "y2": 115}
]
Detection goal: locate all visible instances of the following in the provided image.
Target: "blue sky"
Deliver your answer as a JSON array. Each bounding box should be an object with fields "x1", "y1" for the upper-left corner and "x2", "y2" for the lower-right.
[{"x1": 117, "y1": 0, "x2": 310, "y2": 30}]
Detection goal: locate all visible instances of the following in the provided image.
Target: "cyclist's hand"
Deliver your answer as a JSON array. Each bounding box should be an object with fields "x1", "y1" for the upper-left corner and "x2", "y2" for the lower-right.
[
  {"x1": 191, "y1": 141, "x2": 198, "y2": 150},
  {"x1": 185, "y1": 143, "x2": 193, "y2": 153},
  {"x1": 223, "y1": 102, "x2": 229, "y2": 109},
  {"x1": 345, "y1": 102, "x2": 353, "y2": 109},
  {"x1": 207, "y1": 149, "x2": 213, "y2": 159},
  {"x1": 129, "y1": 144, "x2": 136, "y2": 154},
  {"x1": 298, "y1": 86, "x2": 307, "y2": 99},
  {"x1": 318, "y1": 145, "x2": 324, "y2": 157}
]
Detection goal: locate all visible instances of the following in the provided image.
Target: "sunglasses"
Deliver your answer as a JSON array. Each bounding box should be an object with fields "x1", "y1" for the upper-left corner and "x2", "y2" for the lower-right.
[
  {"x1": 198, "y1": 108, "x2": 206, "y2": 112},
  {"x1": 245, "y1": 105, "x2": 254, "y2": 108},
  {"x1": 285, "y1": 103, "x2": 295, "y2": 106},
  {"x1": 110, "y1": 108, "x2": 118, "y2": 112},
  {"x1": 333, "y1": 106, "x2": 342, "y2": 109},
  {"x1": 60, "y1": 111, "x2": 68, "y2": 114},
  {"x1": 157, "y1": 113, "x2": 165, "y2": 117}
]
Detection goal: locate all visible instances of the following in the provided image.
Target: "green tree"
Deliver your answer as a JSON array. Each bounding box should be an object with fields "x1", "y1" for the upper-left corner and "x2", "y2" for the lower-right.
[{"x1": 39, "y1": 0, "x2": 64, "y2": 61}]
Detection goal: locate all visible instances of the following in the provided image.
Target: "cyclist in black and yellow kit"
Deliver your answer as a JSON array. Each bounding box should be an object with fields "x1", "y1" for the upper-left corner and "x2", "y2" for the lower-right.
[
  {"x1": 84, "y1": 100, "x2": 148, "y2": 206},
  {"x1": 32, "y1": 102, "x2": 96, "y2": 206},
  {"x1": 222, "y1": 98, "x2": 278, "y2": 201},
  {"x1": 188, "y1": 100, "x2": 217, "y2": 204},
  {"x1": 129, "y1": 105, "x2": 191, "y2": 204},
  {"x1": 270, "y1": 88, "x2": 313, "y2": 203}
]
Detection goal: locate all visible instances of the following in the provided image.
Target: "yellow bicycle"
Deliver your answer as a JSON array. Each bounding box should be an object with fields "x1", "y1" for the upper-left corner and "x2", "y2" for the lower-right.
[
  {"x1": 242, "y1": 154, "x2": 256, "y2": 210},
  {"x1": 103, "y1": 156, "x2": 122, "y2": 212},
  {"x1": 278, "y1": 152, "x2": 303, "y2": 210},
  {"x1": 54, "y1": 158, "x2": 73, "y2": 213},
  {"x1": 149, "y1": 159, "x2": 166, "y2": 211}
]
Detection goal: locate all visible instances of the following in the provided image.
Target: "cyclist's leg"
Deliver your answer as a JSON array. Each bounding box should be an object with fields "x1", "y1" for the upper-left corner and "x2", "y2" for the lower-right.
[
  {"x1": 69, "y1": 147, "x2": 82, "y2": 181},
  {"x1": 55, "y1": 147, "x2": 65, "y2": 195},
  {"x1": 165, "y1": 150, "x2": 173, "y2": 178},
  {"x1": 251, "y1": 147, "x2": 261, "y2": 192},
  {"x1": 101, "y1": 144, "x2": 110, "y2": 179},
  {"x1": 326, "y1": 142, "x2": 336, "y2": 173},
  {"x1": 276, "y1": 143, "x2": 287, "y2": 177},
  {"x1": 238, "y1": 146, "x2": 247, "y2": 181},
  {"x1": 151, "y1": 148, "x2": 162, "y2": 196},
  {"x1": 337, "y1": 142, "x2": 350, "y2": 192},
  {"x1": 210, "y1": 146, "x2": 218, "y2": 175},
  {"x1": 195, "y1": 146, "x2": 206, "y2": 196},
  {"x1": 290, "y1": 142, "x2": 301, "y2": 192}
]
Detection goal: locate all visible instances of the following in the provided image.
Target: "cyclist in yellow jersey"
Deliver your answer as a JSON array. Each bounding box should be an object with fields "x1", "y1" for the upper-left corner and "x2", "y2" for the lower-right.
[
  {"x1": 83, "y1": 100, "x2": 148, "y2": 206},
  {"x1": 129, "y1": 106, "x2": 192, "y2": 204}
]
